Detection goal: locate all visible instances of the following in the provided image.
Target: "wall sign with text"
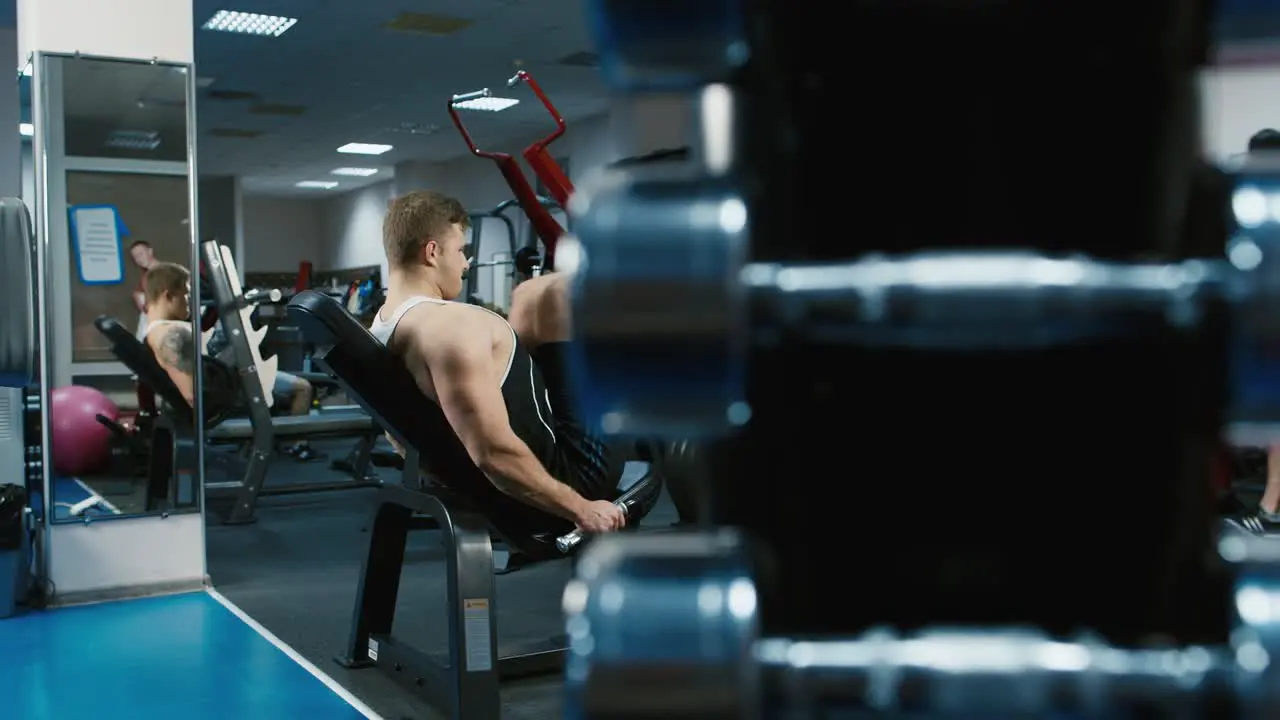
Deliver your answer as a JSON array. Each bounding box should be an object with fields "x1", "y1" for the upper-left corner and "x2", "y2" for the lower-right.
[{"x1": 68, "y1": 205, "x2": 130, "y2": 285}]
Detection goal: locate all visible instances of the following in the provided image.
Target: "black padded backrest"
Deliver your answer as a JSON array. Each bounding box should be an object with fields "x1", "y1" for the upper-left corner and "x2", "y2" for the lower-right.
[{"x1": 93, "y1": 316, "x2": 193, "y2": 422}]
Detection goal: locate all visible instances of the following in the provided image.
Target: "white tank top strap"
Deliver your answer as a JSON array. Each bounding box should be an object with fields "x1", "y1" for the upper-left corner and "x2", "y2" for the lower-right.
[
  {"x1": 369, "y1": 295, "x2": 444, "y2": 345},
  {"x1": 369, "y1": 294, "x2": 517, "y2": 385},
  {"x1": 144, "y1": 319, "x2": 187, "y2": 342}
]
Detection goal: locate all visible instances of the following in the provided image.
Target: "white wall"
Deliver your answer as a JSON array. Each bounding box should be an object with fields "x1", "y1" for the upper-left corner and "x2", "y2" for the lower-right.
[
  {"x1": 318, "y1": 179, "x2": 394, "y2": 277},
  {"x1": 0, "y1": 29, "x2": 18, "y2": 198},
  {"x1": 1201, "y1": 66, "x2": 1280, "y2": 161},
  {"x1": 316, "y1": 96, "x2": 691, "y2": 305},
  {"x1": 240, "y1": 195, "x2": 325, "y2": 273}
]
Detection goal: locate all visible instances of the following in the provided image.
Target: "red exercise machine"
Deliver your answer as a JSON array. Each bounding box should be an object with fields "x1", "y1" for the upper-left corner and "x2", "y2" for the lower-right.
[{"x1": 447, "y1": 70, "x2": 572, "y2": 271}]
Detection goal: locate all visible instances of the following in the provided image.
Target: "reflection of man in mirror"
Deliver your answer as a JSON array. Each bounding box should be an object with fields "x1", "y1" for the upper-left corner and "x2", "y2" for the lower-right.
[
  {"x1": 129, "y1": 240, "x2": 159, "y2": 340},
  {"x1": 141, "y1": 262, "x2": 195, "y2": 405}
]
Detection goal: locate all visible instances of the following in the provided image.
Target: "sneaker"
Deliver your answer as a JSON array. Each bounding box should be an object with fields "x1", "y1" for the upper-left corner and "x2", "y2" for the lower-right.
[
  {"x1": 293, "y1": 445, "x2": 326, "y2": 463},
  {"x1": 1230, "y1": 510, "x2": 1280, "y2": 537}
]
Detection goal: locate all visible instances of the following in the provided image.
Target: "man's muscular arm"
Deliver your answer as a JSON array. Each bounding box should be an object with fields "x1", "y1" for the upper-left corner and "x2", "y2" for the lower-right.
[
  {"x1": 154, "y1": 324, "x2": 197, "y2": 405},
  {"x1": 409, "y1": 322, "x2": 589, "y2": 522}
]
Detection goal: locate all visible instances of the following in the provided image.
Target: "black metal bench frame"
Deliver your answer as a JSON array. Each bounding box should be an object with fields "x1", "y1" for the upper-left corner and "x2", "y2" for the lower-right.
[
  {"x1": 335, "y1": 453, "x2": 567, "y2": 720},
  {"x1": 95, "y1": 309, "x2": 381, "y2": 524},
  {"x1": 201, "y1": 240, "x2": 381, "y2": 524},
  {"x1": 92, "y1": 316, "x2": 199, "y2": 515},
  {"x1": 289, "y1": 289, "x2": 587, "y2": 720}
]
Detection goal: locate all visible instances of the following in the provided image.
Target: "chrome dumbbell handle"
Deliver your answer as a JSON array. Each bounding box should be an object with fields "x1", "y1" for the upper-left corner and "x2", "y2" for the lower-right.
[
  {"x1": 555, "y1": 476, "x2": 653, "y2": 554},
  {"x1": 568, "y1": 168, "x2": 1252, "y2": 440}
]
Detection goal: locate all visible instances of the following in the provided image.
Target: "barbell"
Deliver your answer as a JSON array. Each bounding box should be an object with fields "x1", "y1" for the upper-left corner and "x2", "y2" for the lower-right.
[{"x1": 470, "y1": 246, "x2": 543, "y2": 277}]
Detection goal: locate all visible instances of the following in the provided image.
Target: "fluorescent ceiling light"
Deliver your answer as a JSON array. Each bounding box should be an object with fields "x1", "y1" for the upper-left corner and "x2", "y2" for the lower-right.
[
  {"x1": 202, "y1": 10, "x2": 298, "y2": 37},
  {"x1": 453, "y1": 97, "x2": 520, "y2": 112},
  {"x1": 296, "y1": 181, "x2": 339, "y2": 189},
  {"x1": 19, "y1": 123, "x2": 32, "y2": 137},
  {"x1": 336, "y1": 143, "x2": 393, "y2": 156},
  {"x1": 106, "y1": 130, "x2": 161, "y2": 151},
  {"x1": 331, "y1": 167, "x2": 378, "y2": 177}
]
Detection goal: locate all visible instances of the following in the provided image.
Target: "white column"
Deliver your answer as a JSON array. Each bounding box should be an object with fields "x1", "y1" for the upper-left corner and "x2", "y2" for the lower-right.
[
  {"x1": 18, "y1": 0, "x2": 192, "y2": 66},
  {"x1": 20, "y1": 0, "x2": 203, "y2": 603}
]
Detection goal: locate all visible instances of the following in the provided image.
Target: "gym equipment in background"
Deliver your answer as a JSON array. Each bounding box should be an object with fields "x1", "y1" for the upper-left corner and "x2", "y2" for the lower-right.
[
  {"x1": 462, "y1": 198, "x2": 548, "y2": 307},
  {"x1": 49, "y1": 385, "x2": 119, "y2": 477},
  {"x1": 0, "y1": 198, "x2": 37, "y2": 389},
  {"x1": 556, "y1": 1, "x2": 1280, "y2": 717},
  {"x1": 342, "y1": 267, "x2": 382, "y2": 319},
  {"x1": 448, "y1": 70, "x2": 571, "y2": 270},
  {"x1": 198, "y1": 240, "x2": 382, "y2": 524},
  {"x1": 287, "y1": 289, "x2": 663, "y2": 720},
  {"x1": 0, "y1": 199, "x2": 37, "y2": 532}
]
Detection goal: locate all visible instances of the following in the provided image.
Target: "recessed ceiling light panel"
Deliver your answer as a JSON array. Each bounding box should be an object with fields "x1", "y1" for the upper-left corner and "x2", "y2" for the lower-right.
[
  {"x1": 336, "y1": 143, "x2": 393, "y2": 156},
  {"x1": 331, "y1": 167, "x2": 379, "y2": 177},
  {"x1": 452, "y1": 97, "x2": 520, "y2": 112},
  {"x1": 203, "y1": 10, "x2": 298, "y2": 37}
]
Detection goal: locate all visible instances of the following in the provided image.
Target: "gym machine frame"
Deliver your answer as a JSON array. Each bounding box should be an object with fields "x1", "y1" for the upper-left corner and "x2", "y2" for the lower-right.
[
  {"x1": 448, "y1": 70, "x2": 574, "y2": 270},
  {"x1": 200, "y1": 240, "x2": 381, "y2": 525},
  {"x1": 463, "y1": 201, "x2": 516, "y2": 303},
  {"x1": 335, "y1": 467, "x2": 567, "y2": 720},
  {"x1": 463, "y1": 196, "x2": 561, "y2": 304},
  {"x1": 287, "y1": 291, "x2": 571, "y2": 720}
]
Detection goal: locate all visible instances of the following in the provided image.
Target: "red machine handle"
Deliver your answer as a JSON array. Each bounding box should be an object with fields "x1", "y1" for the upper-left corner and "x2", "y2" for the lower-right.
[
  {"x1": 509, "y1": 70, "x2": 574, "y2": 209},
  {"x1": 447, "y1": 88, "x2": 566, "y2": 268},
  {"x1": 295, "y1": 260, "x2": 313, "y2": 294}
]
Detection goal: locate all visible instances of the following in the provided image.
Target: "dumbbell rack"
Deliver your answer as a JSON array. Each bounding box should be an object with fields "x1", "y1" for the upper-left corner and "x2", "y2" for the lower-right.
[{"x1": 565, "y1": 527, "x2": 1280, "y2": 717}]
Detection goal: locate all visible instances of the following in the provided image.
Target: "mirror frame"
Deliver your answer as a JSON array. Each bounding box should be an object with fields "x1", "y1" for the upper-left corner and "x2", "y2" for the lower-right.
[{"x1": 31, "y1": 51, "x2": 204, "y2": 526}]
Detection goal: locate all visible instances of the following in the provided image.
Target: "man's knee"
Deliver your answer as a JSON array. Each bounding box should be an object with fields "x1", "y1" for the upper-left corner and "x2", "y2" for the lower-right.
[{"x1": 510, "y1": 273, "x2": 572, "y2": 345}]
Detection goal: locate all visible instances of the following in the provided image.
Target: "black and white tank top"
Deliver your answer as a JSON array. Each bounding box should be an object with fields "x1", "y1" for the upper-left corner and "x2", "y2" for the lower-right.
[{"x1": 369, "y1": 296, "x2": 558, "y2": 468}]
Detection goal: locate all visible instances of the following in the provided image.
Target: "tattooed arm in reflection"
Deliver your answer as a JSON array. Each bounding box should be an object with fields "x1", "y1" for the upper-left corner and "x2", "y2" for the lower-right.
[{"x1": 149, "y1": 323, "x2": 197, "y2": 405}]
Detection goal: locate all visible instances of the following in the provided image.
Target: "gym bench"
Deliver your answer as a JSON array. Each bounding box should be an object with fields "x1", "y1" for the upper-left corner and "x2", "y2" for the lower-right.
[
  {"x1": 94, "y1": 315, "x2": 382, "y2": 524},
  {"x1": 287, "y1": 289, "x2": 660, "y2": 720},
  {"x1": 93, "y1": 317, "x2": 200, "y2": 513}
]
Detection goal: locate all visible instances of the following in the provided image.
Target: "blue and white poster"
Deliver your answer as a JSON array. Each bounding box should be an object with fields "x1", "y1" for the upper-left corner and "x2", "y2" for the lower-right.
[{"x1": 68, "y1": 205, "x2": 126, "y2": 285}]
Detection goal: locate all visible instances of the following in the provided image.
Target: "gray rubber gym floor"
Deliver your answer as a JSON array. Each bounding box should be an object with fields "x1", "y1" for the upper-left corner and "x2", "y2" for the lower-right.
[{"x1": 205, "y1": 438, "x2": 678, "y2": 720}]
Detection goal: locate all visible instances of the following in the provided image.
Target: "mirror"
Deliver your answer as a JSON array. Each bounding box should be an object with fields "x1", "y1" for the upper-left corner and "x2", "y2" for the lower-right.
[{"x1": 36, "y1": 54, "x2": 200, "y2": 523}]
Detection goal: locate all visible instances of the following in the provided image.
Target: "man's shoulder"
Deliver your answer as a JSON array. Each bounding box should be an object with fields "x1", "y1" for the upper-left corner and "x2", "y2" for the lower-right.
[
  {"x1": 397, "y1": 302, "x2": 497, "y2": 353},
  {"x1": 404, "y1": 301, "x2": 499, "y2": 330}
]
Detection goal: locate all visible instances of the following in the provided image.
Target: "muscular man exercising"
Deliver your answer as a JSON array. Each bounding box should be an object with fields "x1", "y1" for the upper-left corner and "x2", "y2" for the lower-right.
[
  {"x1": 142, "y1": 262, "x2": 198, "y2": 404},
  {"x1": 371, "y1": 190, "x2": 625, "y2": 535}
]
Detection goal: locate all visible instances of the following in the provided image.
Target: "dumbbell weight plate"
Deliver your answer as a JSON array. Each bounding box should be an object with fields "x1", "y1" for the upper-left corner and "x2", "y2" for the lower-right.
[{"x1": 563, "y1": 530, "x2": 759, "y2": 719}]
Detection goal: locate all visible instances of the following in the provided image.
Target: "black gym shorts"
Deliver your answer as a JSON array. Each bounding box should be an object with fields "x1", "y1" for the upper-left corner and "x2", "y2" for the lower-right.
[{"x1": 529, "y1": 342, "x2": 618, "y2": 501}]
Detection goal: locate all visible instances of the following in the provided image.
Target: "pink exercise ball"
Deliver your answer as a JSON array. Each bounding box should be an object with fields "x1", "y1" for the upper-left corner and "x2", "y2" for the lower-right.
[{"x1": 49, "y1": 385, "x2": 119, "y2": 477}]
